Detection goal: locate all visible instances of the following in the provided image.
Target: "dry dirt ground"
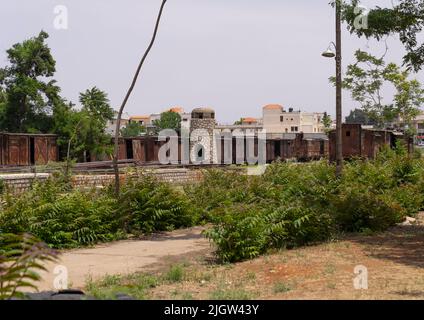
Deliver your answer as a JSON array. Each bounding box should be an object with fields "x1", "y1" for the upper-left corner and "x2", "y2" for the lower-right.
[
  {"x1": 37, "y1": 214, "x2": 424, "y2": 300},
  {"x1": 36, "y1": 226, "x2": 209, "y2": 292}
]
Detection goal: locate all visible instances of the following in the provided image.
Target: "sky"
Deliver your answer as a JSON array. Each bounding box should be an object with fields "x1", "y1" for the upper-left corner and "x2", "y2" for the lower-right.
[{"x1": 1, "y1": 0, "x2": 422, "y2": 124}]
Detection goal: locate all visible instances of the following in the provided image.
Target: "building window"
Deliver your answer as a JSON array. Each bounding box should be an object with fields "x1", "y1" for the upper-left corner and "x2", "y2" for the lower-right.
[
  {"x1": 346, "y1": 131, "x2": 351, "y2": 137},
  {"x1": 280, "y1": 116, "x2": 284, "y2": 122},
  {"x1": 291, "y1": 126, "x2": 298, "y2": 132}
]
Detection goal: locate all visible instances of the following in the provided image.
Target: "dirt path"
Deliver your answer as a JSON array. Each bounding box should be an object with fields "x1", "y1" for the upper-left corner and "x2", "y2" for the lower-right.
[{"x1": 36, "y1": 227, "x2": 210, "y2": 291}]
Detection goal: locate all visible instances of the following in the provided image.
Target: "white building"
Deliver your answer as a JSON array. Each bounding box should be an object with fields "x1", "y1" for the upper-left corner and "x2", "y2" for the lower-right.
[
  {"x1": 262, "y1": 104, "x2": 325, "y2": 134},
  {"x1": 150, "y1": 107, "x2": 191, "y2": 131},
  {"x1": 106, "y1": 112, "x2": 131, "y2": 135}
]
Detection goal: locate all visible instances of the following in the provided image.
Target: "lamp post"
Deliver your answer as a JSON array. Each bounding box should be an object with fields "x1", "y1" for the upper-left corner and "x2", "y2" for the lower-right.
[{"x1": 322, "y1": 0, "x2": 343, "y2": 177}]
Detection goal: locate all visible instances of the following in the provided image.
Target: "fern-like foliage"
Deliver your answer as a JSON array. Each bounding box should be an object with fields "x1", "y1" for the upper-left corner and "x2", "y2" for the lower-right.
[
  {"x1": 120, "y1": 174, "x2": 196, "y2": 235},
  {"x1": 0, "y1": 233, "x2": 57, "y2": 300}
]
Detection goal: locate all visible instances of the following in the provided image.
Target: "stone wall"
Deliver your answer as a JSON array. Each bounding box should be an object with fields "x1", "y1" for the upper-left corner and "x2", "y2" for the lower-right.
[
  {"x1": 0, "y1": 168, "x2": 205, "y2": 194},
  {"x1": 0, "y1": 173, "x2": 50, "y2": 194},
  {"x1": 190, "y1": 119, "x2": 218, "y2": 164}
]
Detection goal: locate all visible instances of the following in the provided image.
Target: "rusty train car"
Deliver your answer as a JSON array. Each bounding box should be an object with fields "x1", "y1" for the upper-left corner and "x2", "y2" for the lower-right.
[
  {"x1": 266, "y1": 133, "x2": 329, "y2": 162},
  {"x1": 110, "y1": 132, "x2": 329, "y2": 164},
  {"x1": 328, "y1": 124, "x2": 410, "y2": 161},
  {"x1": 0, "y1": 133, "x2": 59, "y2": 166}
]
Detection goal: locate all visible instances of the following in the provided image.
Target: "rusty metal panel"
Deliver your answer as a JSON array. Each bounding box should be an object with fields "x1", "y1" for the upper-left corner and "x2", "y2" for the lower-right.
[
  {"x1": 34, "y1": 137, "x2": 48, "y2": 165},
  {"x1": 7, "y1": 136, "x2": 29, "y2": 166},
  {"x1": 144, "y1": 137, "x2": 153, "y2": 162},
  {"x1": 118, "y1": 139, "x2": 127, "y2": 160},
  {"x1": 330, "y1": 124, "x2": 362, "y2": 161},
  {"x1": 8, "y1": 136, "x2": 20, "y2": 166},
  {"x1": 47, "y1": 137, "x2": 58, "y2": 162},
  {"x1": 19, "y1": 136, "x2": 29, "y2": 165},
  {"x1": 132, "y1": 139, "x2": 144, "y2": 161}
]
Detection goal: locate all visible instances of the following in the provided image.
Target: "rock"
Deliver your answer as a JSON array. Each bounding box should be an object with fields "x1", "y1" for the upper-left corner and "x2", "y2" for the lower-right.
[{"x1": 398, "y1": 216, "x2": 417, "y2": 226}]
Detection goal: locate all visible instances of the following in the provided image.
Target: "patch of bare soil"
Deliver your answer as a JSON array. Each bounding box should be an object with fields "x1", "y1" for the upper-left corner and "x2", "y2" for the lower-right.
[{"x1": 147, "y1": 213, "x2": 424, "y2": 300}]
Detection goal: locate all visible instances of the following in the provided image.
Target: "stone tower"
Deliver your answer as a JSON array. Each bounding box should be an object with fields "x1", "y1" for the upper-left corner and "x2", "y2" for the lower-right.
[{"x1": 189, "y1": 107, "x2": 217, "y2": 164}]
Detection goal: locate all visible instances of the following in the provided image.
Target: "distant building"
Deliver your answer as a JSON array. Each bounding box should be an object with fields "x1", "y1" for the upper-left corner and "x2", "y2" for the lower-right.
[
  {"x1": 150, "y1": 106, "x2": 191, "y2": 131},
  {"x1": 106, "y1": 112, "x2": 130, "y2": 136},
  {"x1": 413, "y1": 113, "x2": 424, "y2": 144},
  {"x1": 129, "y1": 115, "x2": 150, "y2": 126},
  {"x1": 262, "y1": 104, "x2": 325, "y2": 134},
  {"x1": 392, "y1": 112, "x2": 424, "y2": 144},
  {"x1": 241, "y1": 117, "x2": 261, "y2": 125}
]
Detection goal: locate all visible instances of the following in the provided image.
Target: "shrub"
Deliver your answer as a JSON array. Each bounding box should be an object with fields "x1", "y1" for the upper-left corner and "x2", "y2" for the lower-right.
[
  {"x1": 204, "y1": 204, "x2": 268, "y2": 263},
  {"x1": 201, "y1": 153, "x2": 424, "y2": 262},
  {"x1": 119, "y1": 175, "x2": 196, "y2": 235},
  {"x1": 330, "y1": 188, "x2": 405, "y2": 233},
  {"x1": 1, "y1": 192, "x2": 121, "y2": 248},
  {"x1": 0, "y1": 178, "x2": 122, "y2": 248},
  {"x1": 265, "y1": 206, "x2": 334, "y2": 249}
]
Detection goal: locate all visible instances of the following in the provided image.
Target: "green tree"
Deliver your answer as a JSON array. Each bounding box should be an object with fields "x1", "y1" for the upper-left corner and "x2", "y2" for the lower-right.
[
  {"x1": 332, "y1": 50, "x2": 424, "y2": 129},
  {"x1": 322, "y1": 112, "x2": 333, "y2": 131},
  {"x1": 345, "y1": 108, "x2": 376, "y2": 125},
  {"x1": 342, "y1": 0, "x2": 424, "y2": 71},
  {"x1": 153, "y1": 111, "x2": 181, "y2": 132},
  {"x1": 121, "y1": 121, "x2": 145, "y2": 137},
  {"x1": 0, "y1": 31, "x2": 64, "y2": 133},
  {"x1": 76, "y1": 87, "x2": 114, "y2": 161}
]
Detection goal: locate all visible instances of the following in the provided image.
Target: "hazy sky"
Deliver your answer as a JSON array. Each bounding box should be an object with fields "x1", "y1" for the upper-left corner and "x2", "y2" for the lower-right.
[{"x1": 1, "y1": 0, "x2": 422, "y2": 124}]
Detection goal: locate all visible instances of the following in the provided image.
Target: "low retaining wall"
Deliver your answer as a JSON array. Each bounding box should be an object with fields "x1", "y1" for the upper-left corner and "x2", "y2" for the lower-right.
[
  {"x1": 0, "y1": 173, "x2": 50, "y2": 193},
  {"x1": 0, "y1": 168, "x2": 205, "y2": 194}
]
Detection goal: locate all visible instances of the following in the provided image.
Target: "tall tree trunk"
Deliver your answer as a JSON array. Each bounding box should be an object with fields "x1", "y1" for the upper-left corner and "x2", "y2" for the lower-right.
[
  {"x1": 335, "y1": 0, "x2": 343, "y2": 177},
  {"x1": 113, "y1": 0, "x2": 168, "y2": 197}
]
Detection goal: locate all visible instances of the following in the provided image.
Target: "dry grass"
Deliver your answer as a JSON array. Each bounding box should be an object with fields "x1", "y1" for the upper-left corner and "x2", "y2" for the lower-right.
[{"x1": 87, "y1": 213, "x2": 424, "y2": 300}]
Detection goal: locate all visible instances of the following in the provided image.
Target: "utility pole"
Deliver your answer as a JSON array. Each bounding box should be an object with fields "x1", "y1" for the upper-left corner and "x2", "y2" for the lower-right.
[{"x1": 335, "y1": 0, "x2": 343, "y2": 177}]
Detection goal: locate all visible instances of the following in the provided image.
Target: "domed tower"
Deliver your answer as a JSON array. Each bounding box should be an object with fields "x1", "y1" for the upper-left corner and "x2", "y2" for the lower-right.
[{"x1": 190, "y1": 107, "x2": 217, "y2": 164}]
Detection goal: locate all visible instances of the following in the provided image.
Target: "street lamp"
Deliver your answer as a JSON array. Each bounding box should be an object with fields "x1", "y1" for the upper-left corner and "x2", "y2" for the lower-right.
[
  {"x1": 322, "y1": 0, "x2": 343, "y2": 177},
  {"x1": 322, "y1": 42, "x2": 336, "y2": 58}
]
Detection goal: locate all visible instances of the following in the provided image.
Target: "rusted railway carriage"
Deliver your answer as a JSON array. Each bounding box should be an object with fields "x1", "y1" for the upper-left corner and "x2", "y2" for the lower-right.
[
  {"x1": 113, "y1": 136, "x2": 168, "y2": 163},
  {"x1": 266, "y1": 133, "x2": 329, "y2": 162},
  {"x1": 328, "y1": 124, "x2": 409, "y2": 161},
  {"x1": 0, "y1": 133, "x2": 59, "y2": 166},
  {"x1": 112, "y1": 132, "x2": 329, "y2": 164}
]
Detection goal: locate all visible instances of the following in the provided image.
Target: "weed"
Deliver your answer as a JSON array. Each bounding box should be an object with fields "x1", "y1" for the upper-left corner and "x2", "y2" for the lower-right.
[{"x1": 273, "y1": 281, "x2": 292, "y2": 294}]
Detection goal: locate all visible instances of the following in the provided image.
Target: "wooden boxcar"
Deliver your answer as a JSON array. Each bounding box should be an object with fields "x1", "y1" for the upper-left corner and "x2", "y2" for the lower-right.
[
  {"x1": 328, "y1": 124, "x2": 409, "y2": 161},
  {"x1": 0, "y1": 133, "x2": 59, "y2": 166}
]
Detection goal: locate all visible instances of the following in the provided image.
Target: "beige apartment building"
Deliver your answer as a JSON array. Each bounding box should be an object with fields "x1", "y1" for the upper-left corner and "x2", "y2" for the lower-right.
[{"x1": 262, "y1": 104, "x2": 325, "y2": 134}]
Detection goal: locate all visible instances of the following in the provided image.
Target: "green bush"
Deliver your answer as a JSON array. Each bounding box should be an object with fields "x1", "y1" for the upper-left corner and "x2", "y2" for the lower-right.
[
  {"x1": 330, "y1": 187, "x2": 405, "y2": 232},
  {"x1": 1, "y1": 149, "x2": 423, "y2": 262},
  {"x1": 0, "y1": 180, "x2": 121, "y2": 248},
  {"x1": 200, "y1": 152, "x2": 424, "y2": 262},
  {"x1": 204, "y1": 204, "x2": 268, "y2": 262},
  {"x1": 119, "y1": 175, "x2": 196, "y2": 235}
]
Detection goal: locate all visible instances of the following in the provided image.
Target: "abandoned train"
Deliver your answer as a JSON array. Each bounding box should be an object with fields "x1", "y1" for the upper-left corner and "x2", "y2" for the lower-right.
[{"x1": 0, "y1": 124, "x2": 410, "y2": 167}]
